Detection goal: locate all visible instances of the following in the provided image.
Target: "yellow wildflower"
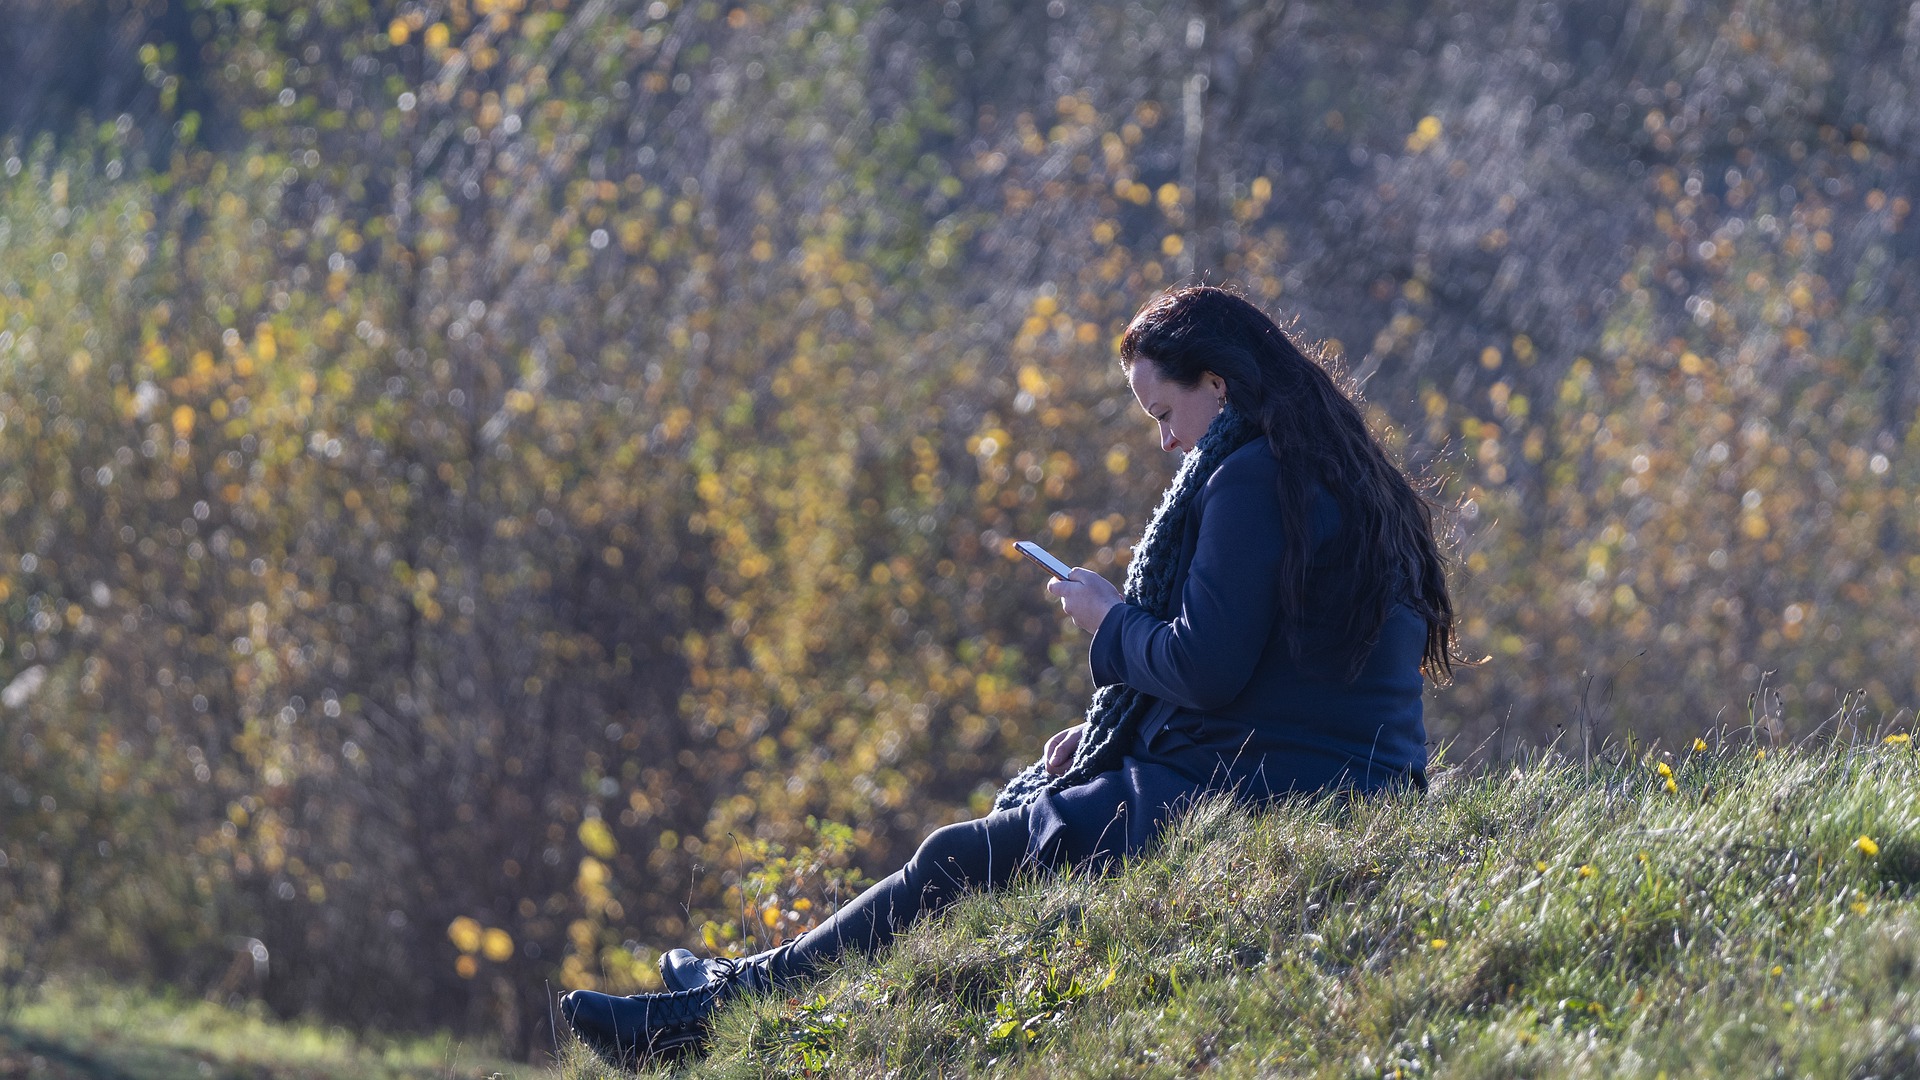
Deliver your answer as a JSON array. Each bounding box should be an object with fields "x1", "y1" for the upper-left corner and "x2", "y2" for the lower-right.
[
  {"x1": 1578, "y1": 864, "x2": 1595, "y2": 878},
  {"x1": 1885, "y1": 733, "x2": 1912, "y2": 745},
  {"x1": 1856, "y1": 835, "x2": 1880, "y2": 857},
  {"x1": 1693, "y1": 737, "x2": 1709, "y2": 752},
  {"x1": 1656, "y1": 761, "x2": 1673, "y2": 777},
  {"x1": 1430, "y1": 938, "x2": 1448, "y2": 950}
]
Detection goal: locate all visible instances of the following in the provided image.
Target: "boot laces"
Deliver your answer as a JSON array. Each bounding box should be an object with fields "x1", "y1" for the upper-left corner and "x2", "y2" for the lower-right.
[
  {"x1": 642, "y1": 982, "x2": 723, "y2": 1027},
  {"x1": 707, "y1": 955, "x2": 772, "y2": 994}
]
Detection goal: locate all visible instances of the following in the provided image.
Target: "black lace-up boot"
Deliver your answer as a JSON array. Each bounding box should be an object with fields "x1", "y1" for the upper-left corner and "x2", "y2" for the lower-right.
[
  {"x1": 562, "y1": 945, "x2": 788, "y2": 1065},
  {"x1": 559, "y1": 982, "x2": 718, "y2": 1066},
  {"x1": 656, "y1": 945, "x2": 785, "y2": 993}
]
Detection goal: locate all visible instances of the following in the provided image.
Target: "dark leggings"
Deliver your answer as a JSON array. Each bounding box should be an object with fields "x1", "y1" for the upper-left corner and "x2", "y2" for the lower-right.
[{"x1": 764, "y1": 800, "x2": 1124, "y2": 984}]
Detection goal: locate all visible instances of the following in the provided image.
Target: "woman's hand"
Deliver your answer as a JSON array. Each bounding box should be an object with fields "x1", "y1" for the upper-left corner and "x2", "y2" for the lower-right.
[
  {"x1": 1046, "y1": 568, "x2": 1123, "y2": 634},
  {"x1": 1044, "y1": 723, "x2": 1086, "y2": 775}
]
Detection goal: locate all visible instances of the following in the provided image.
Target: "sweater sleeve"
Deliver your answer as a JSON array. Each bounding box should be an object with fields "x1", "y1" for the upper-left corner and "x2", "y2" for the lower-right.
[{"x1": 1087, "y1": 447, "x2": 1291, "y2": 710}]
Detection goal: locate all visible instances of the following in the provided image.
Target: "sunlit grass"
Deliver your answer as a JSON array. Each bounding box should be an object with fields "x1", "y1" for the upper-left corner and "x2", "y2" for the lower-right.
[
  {"x1": 0, "y1": 979, "x2": 534, "y2": 1079},
  {"x1": 557, "y1": 736, "x2": 1920, "y2": 1077}
]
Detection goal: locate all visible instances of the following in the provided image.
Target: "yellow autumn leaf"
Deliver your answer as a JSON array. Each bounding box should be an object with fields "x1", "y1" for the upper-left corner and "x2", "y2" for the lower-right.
[
  {"x1": 448, "y1": 916, "x2": 482, "y2": 954},
  {"x1": 1405, "y1": 115, "x2": 1443, "y2": 153},
  {"x1": 578, "y1": 818, "x2": 617, "y2": 859}
]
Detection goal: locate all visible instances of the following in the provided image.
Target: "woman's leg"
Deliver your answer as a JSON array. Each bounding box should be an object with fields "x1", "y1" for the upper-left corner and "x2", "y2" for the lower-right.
[
  {"x1": 764, "y1": 803, "x2": 1040, "y2": 983},
  {"x1": 664, "y1": 776, "x2": 1146, "y2": 991},
  {"x1": 560, "y1": 774, "x2": 1146, "y2": 1062}
]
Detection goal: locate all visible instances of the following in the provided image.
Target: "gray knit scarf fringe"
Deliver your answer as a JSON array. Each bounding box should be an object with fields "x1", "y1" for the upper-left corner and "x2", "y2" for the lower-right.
[{"x1": 994, "y1": 406, "x2": 1262, "y2": 811}]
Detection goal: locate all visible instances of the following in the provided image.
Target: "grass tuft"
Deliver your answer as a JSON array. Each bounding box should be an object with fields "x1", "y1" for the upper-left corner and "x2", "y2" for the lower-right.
[
  {"x1": 557, "y1": 739, "x2": 1920, "y2": 1078},
  {"x1": 0, "y1": 978, "x2": 531, "y2": 1079}
]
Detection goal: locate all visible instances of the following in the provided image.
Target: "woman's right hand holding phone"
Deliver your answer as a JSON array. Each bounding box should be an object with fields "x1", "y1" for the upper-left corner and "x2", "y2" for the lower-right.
[{"x1": 1046, "y1": 568, "x2": 1122, "y2": 634}]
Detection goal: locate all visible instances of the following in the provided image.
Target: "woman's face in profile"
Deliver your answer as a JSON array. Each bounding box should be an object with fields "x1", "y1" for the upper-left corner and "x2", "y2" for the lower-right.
[{"x1": 1128, "y1": 359, "x2": 1225, "y2": 455}]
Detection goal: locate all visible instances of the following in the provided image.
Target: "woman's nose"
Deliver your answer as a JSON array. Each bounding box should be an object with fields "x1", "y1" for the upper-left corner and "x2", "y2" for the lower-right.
[{"x1": 1159, "y1": 423, "x2": 1179, "y2": 453}]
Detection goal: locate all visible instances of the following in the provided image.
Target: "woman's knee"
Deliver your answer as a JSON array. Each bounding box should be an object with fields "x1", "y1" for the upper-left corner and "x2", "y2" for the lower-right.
[
  {"x1": 905, "y1": 820, "x2": 985, "y2": 880},
  {"x1": 904, "y1": 812, "x2": 1028, "y2": 892}
]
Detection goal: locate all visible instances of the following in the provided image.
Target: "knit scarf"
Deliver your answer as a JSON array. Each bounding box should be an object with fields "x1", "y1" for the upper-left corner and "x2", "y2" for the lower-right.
[{"x1": 994, "y1": 405, "x2": 1263, "y2": 811}]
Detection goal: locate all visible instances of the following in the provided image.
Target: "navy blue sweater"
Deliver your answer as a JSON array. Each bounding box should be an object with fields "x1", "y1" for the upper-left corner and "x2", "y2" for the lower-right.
[{"x1": 1088, "y1": 440, "x2": 1428, "y2": 793}]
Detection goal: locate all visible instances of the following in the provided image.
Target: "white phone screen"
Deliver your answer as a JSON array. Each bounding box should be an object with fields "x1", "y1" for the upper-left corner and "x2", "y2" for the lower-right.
[{"x1": 1013, "y1": 540, "x2": 1073, "y2": 580}]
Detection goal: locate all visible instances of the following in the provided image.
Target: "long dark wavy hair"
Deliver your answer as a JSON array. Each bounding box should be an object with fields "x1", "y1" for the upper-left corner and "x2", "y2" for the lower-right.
[{"x1": 1120, "y1": 285, "x2": 1457, "y2": 682}]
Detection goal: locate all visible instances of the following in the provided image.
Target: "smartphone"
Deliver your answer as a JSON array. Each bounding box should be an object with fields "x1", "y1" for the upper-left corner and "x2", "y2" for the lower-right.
[{"x1": 1013, "y1": 540, "x2": 1074, "y2": 580}]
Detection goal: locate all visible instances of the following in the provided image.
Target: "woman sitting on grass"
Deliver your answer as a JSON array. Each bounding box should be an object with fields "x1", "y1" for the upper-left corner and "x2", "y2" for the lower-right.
[{"x1": 561, "y1": 284, "x2": 1458, "y2": 1065}]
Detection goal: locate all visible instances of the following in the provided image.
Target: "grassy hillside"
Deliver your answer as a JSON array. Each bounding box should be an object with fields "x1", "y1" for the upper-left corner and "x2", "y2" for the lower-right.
[
  {"x1": 556, "y1": 736, "x2": 1920, "y2": 1078},
  {"x1": 0, "y1": 982, "x2": 533, "y2": 1080}
]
